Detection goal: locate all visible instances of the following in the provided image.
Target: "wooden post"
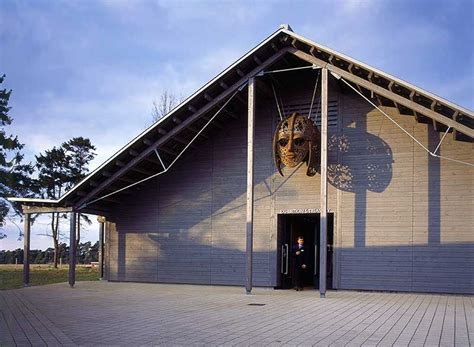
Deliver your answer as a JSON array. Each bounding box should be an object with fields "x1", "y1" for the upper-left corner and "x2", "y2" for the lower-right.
[
  {"x1": 245, "y1": 77, "x2": 255, "y2": 294},
  {"x1": 76, "y1": 213, "x2": 81, "y2": 251},
  {"x1": 23, "y1": 214, "x2": 31, "y2": 287},
  {"x1": 97, "y1": 216, "x2": 106, "y2": 280},
  {"x1": 69, "y1": 212, "x2": 76, "y2": 287},
  {"x1": 319, "y1": 68, "x2": 328, "y2": 298}
]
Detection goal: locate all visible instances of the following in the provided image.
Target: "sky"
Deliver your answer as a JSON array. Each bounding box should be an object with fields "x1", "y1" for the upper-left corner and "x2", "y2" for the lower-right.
[{"x1": 1, "y1": 0, "x2": 473, "y2": 250}]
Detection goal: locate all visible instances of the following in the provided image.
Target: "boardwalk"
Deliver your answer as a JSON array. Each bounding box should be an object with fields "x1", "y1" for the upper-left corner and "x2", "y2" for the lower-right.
[{"x1": 0, "y1": 282, "x2": 472, "y2": 346}]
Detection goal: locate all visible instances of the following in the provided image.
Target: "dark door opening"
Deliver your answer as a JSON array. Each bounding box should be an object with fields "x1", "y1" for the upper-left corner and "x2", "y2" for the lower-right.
[{"x1": 277, "y1": 213, "x2": 334, "y2": 290}]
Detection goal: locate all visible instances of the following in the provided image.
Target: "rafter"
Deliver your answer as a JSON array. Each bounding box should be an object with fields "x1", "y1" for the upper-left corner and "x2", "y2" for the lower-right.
[
  {"x1": 73, "y1": 48, "x2": 291, "y2": 209},
  {"x1": 289, "y1": 48, "x2": 474, "y2": 137}
]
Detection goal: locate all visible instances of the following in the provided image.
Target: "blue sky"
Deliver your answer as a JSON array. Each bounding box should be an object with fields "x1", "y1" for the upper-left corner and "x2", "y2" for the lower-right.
[{"x1": 1, "y1": 0, "x2": 473, "y2": 250}]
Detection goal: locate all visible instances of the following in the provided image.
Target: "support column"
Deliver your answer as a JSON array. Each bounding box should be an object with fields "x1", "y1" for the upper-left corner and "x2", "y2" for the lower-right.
[
  {"x1": 69, "y1": 212, "x2": 77, "y2": 287},
  {"x1": 97, "y1": 216, "x2": 106, "y2": 280},
  {"x1": 319, "y1": 68, "x2": 328, "y2": 298},
  {"x1": 245, "y1": 77, "x2": 255, "y2": 294},
  {"x1": 23, "y1": 213, "x2": 31, "y2": 287}
]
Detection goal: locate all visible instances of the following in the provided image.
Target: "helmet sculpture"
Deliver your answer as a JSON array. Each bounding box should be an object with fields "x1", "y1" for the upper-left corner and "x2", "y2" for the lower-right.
[{"x1": 273, "y1": 112, "x2": 321, "y2": 177}]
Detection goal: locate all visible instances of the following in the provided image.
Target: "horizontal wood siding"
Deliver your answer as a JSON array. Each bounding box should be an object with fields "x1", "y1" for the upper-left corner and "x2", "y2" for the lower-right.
[
  {"x1": 107, "y1": 101, "x2": 275, "y2": 286},
  {"x1": 210, "y1": 114, "x2": 246, "y2": 285},
  {"x1": 105, "y1": 76, "x2": 473, "y2": 294},
  {"x1": 338, "y1": 92, "x2": 473, "y2": 294},
  {"x1": 156, "y1": 145, "x2": 212, "y2": 284}
]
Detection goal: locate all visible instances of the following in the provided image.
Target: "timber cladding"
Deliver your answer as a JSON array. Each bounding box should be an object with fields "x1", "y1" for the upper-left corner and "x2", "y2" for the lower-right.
[{"x1": 106, "y1": 81, "x2": 473, "y2": 294}]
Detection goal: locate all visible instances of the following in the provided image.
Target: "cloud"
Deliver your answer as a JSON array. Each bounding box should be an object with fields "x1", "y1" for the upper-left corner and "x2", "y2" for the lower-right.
[
  {"x1": 337, "y1": 0, "x2": 377, "y2": 13},
  {"x1": 9, "y1": 43, "x2": 242, "y2": 172},
  {"x1": 4, "y1": 0, "x2": 473, "y2": 172},
  {"x1": 156, "y1": 0, "x2": 273, "y2": 27}
]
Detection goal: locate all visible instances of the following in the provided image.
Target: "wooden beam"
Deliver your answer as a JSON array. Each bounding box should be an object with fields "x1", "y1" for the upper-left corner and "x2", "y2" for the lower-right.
[
  {"x1": 157, "y1": 128, "x2": 167, "y2": 135},
  {"x1": 132, "y1": 152, "x2": 161, "y2": 166},
  {"x1": 368, "y1": 72, "x2": 385, "y2": 106},
  {"x1": 204, "y1": 93, "x2": 213, "y2": 101},
  {"x1": 451, "y1": 112, "x2": 468, "y2": 141},
  {"x1": 219, "y1": 81, "x2": 229, "y2": 90},
  {"x1": 187, "y1": 125, "x2": 209, "y2": 139},
  {"x1": 131, "y1": 166, "x2": 154, "y2": 176},
  {"x1": 119, "y1": 160, "x2": 158, "y2": 174},
  {"x1": 289, "y1": 48, "x2": 474, "y2": 137},
  {"x1": 69, "y1": 212, "x2": 76, "y2": 288},
  {"x1": 414, "y1": 111, "x2": 431, "y2": 124},
  {"x1": 245, "y1": 77, "x2": 255, "y2": 295},
  {"x1": 81, "y1": 207, "x2": 111, "y2": 216},
  {"x1": 188, "y1": 105, "x2": 197, "y2": 113},
  {"x1": 319, "y1": 68, "x2": 328, "y2": 298},
  {"x1": 117, "y1": 176, "x2": 136, "y2": 184},
  {"x1": 158, "y1": 146, "x2": 178, "y2": 156},
  {"x1": 172, "y1": 117, "x2": 182, "y2": 124},
  {"x1": 23, "y1": 214, "x2": 31, "y2": 287},
  {"x1": 172, "y1": 136, "x2": 191, "y2": 146},
  {"x1": 97, "y1": 216, "x2": 105, "y2": 280},
  {"x1": 253, "y1": 56, "x2": 262, "y2": 65},
  {"x1": 22, "y1": 205, "x2": 73, "y2": 214},
  {"x1": 146, "y1": 139, "x2": 179, "y2": 155},
  {"x1": 73, "y1": 48, "x2": 290, "y2": 209},
  {"x1": 433, "y1": 120, "x2": 449, "y2": 133},
  {"x1": 236, "y1": 68, "x2": 245, "y2": 77},
  {"x1": 203, "y1": 116, "x2": 224, "y2": 129}
]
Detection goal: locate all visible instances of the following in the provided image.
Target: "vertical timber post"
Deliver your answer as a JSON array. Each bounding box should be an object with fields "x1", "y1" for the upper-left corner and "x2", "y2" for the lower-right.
[
  {"x1": 246, "y1": 77, "x2": 255, "y2": 294},
  {"x1": 98, "y1": 216, "x2": 106, "y2": 280},
  {"x1": 319, "y1": 68, "x2": 328, "y2": 298},
  {"x1": 23, "y1": 213, "x2": 31, "y2": 287},
  {"x1": 69, "y1": 212, "x2": 77, "y2": 287}
]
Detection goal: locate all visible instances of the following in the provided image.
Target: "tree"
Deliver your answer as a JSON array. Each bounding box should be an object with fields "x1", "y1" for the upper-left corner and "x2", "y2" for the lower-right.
[
  {"x1": 63, "y1": 137, "x2": 96, "y2": 249},
  {"x1": 0, "y1": 74, "x2": 34, "y2": 238},
  {"x1": 35, "y1": 137, "x2": 96, "y2": 267},
  {"x1": 151, "y1": 91, "x2": 180, "y2": 123}
]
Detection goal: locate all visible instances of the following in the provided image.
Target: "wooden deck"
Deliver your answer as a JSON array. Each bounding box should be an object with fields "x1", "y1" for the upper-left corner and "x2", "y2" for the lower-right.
[{"x1": 0, "y1": 282, "x2": 472, "y2": 346}]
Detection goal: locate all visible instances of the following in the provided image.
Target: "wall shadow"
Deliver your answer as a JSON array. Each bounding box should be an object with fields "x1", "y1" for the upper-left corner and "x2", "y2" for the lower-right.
[
  {"x1": 102, "y1": 85, "x2": 470, "y2": 294},
  {"x1": 105, "y1": 91, "x2": 398, "y2": 287},
  {"x1": 110, "y1": 232, "x2": 473, "y2": 294},
  {"x1": 428, "y1": 128, "x2": 440, "y2": 245},
  {"x1": 327, "y1": 126, "x2": 393, "y2": 248},
  {"x1": 117, "y1": 230, "x2": 126, "y2": 279}
]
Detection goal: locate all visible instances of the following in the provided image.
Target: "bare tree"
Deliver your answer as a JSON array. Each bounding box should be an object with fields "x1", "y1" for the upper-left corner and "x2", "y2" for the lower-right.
[{"x1": 151, "y1": 91, "x2": 180, "y2": 123}]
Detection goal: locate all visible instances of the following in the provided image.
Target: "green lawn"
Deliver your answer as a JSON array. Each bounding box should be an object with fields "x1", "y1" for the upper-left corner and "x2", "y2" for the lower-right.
[{"x1": 0, "y1": 264, "x2": 99, "y2": 290}]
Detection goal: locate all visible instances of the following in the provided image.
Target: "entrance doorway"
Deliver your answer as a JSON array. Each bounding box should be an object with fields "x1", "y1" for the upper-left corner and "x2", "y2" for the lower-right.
[{"x1": 277, "y1": 213, "x2": 334, "y2": 290}]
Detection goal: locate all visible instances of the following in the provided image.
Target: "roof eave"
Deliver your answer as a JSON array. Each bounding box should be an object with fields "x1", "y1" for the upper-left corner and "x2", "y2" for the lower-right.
[
  {"x1": 55, "y1": 27, "x2": 288, "y2": 206},
  {"x1": 282, "y1": 29, "x2": 474, "y2": 117}
]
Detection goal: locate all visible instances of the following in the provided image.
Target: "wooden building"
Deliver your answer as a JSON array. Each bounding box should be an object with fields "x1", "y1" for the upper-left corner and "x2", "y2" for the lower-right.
[{"x1": 12, "y1": 25, "x2": 473, "y2": 295}]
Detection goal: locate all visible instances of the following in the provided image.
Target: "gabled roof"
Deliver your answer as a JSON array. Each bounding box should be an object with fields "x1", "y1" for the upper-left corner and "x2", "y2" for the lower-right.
[{"x1": 10, "y1": 25, "x2": 474, "y2": 214}]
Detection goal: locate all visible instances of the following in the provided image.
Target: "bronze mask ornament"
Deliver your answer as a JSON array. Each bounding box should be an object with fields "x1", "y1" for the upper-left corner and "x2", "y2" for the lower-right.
[{"x1": 273, "y1": 112, "x2": 321, "y2": 176}]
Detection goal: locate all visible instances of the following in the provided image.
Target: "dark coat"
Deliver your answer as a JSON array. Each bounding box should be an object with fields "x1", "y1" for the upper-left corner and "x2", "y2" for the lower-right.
[{"x1": 292, "y1": 244, "x2": 308, "y2": 268}]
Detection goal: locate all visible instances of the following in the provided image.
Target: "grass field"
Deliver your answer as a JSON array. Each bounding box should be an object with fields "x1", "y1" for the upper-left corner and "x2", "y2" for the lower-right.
[{"x1": 0, "y1": 264, "x2": 99, "y2": 290}]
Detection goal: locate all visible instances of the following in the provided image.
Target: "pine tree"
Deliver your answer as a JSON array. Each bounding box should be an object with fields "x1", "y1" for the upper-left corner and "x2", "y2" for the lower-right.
[
  {"x1": 0, "y1": 74, "x2": 34, "y2": 239},
  {"x1": 35, "y1": 137, "x2": 96, "y2": 267}
]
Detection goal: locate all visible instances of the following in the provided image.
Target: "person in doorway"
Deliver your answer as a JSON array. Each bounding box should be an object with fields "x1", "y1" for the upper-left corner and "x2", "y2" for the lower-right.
[{"x1": 292, "y1": 236, "x2": 308, "y2": 291}]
